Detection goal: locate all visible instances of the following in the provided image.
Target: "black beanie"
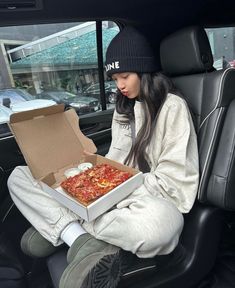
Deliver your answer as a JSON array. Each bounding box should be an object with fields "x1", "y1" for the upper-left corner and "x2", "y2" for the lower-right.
[{"x1": 105, "y1": 26, "x2": 158, "y2": 77}]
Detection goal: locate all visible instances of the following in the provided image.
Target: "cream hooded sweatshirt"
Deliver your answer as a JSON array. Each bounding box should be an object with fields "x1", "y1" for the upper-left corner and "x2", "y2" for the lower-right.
[{"x1": 105, "y1": 93, "x2": 199, "y2": 213}]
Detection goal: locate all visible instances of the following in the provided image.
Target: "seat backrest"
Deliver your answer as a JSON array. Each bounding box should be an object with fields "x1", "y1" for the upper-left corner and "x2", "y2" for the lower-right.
[{"x1": 160, "y1": 26, "x2": 235, "y2": 210}]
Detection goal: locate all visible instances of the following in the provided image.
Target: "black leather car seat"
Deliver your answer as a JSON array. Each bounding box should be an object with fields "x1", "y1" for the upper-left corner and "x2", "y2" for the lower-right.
[
  {"x1": 24, "y1": 25, "x2": 235, "y2": 288},
  {"x1": 160, "y1": 25, "x2": 235, "y2": 211},
  {"x1": 153, "y1": 25, "x2": 235, "y2": 287}
]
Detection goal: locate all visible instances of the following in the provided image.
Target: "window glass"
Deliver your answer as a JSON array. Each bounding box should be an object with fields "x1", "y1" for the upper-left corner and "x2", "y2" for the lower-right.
[
  {"x1": 0, "y1": 21, "x2": 119, "y2": 135},
  {"x1": 206, "y1": 27, "x2": 235, "y2": 70},
  {"x1": 82, "y1": 22, "x2": 119, "y2": 110}
]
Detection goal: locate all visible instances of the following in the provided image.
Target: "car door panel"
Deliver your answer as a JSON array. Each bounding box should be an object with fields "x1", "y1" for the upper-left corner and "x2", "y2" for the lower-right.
[
  {"x1": 0, "y1": 136, "x2": 26, "y2": 204},
  {"x1": 79, "y1": 109, "x2": 113, "y2": 155}
]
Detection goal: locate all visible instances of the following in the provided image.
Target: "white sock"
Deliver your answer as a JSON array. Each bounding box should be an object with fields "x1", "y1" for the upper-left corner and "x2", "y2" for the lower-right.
[{"x1": 60, "y1": 222, "x2": 87, "y2": 247}]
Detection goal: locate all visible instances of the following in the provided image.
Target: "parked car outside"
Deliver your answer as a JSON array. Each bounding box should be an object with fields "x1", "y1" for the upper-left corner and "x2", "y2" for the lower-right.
[
  {"x1": 10, "y1": 99, "x2": 56, "y2": 112},
  {"x1": 0, "y1": 88, "x2": 56, "y2": 123},
  {"x1": 36, "y1": 90, "x2": 101, "y2": 114},
  {"x1": 69, "y1": 96, "x2": 101, "y2": 114},
  {"x1": 0, "y1": 105, "x2": 12, "y2": 124},
  {"x1": 213, "y1": 57, "x2": 232, "y2": 70},
  {"x1": 0, "y1": 88, "x2": 34, "y2": 106},
  {"x1": 82, "y1": 81, "x2": 117, "y2": 104}
]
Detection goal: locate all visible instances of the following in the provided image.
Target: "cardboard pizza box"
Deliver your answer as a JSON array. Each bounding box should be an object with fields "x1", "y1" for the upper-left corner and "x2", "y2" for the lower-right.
[{"x1": 9, "y1": 105, "x2": 143, "y2": 221}]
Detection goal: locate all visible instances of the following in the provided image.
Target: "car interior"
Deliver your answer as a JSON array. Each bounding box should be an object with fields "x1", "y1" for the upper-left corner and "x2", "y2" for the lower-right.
[{"x1": 1, "y1": 1, "x2": 235, "y2": 288}]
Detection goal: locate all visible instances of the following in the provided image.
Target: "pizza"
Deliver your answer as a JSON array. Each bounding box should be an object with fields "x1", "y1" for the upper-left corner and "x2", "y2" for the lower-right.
[{"x1": 60, "y1": 163, "x2": 132, "y2": 206}]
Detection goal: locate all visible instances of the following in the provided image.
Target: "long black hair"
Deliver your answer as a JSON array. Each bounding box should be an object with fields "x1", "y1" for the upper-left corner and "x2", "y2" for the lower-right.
[{"x1": 115, "y1": 72, "x2": 180, "y2": 172}]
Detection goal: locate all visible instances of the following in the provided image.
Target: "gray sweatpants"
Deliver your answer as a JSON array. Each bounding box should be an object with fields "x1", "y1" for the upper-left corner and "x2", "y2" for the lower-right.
[{"x1": 8, "y1": 166, "x2": 184, "y2": 258}]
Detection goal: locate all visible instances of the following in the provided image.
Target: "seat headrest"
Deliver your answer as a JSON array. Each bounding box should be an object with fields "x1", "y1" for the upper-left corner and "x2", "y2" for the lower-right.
[{"x1": 160, "y1": 26, "x2": 214, "y2": 76}]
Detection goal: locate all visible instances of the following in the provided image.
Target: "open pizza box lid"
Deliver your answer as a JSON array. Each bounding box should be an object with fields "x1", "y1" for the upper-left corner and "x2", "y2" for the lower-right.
[{"x1": 9, "y1": 105, "x2": 143, "y2": 221}]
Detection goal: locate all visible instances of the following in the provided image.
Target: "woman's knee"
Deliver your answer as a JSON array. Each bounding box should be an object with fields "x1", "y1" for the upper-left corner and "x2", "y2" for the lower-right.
[
  {"x1": 86, "y1": 195, "x2": 184, "y2": 257},
  {"x1": 133, "y1": 197, "x2": 184, "y2": 257},
  {"x1": 8, "y1": 166, "x2": 35, "y2": 195}
]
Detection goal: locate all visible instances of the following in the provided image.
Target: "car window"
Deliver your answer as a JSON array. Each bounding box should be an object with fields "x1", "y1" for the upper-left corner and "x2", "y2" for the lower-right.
[
  {"x1": 206, "y1": 27, "x2": 235, "y2": 70},
  {"x1": 0, "y1": 21, "x2": 119, "y2": 137}
]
